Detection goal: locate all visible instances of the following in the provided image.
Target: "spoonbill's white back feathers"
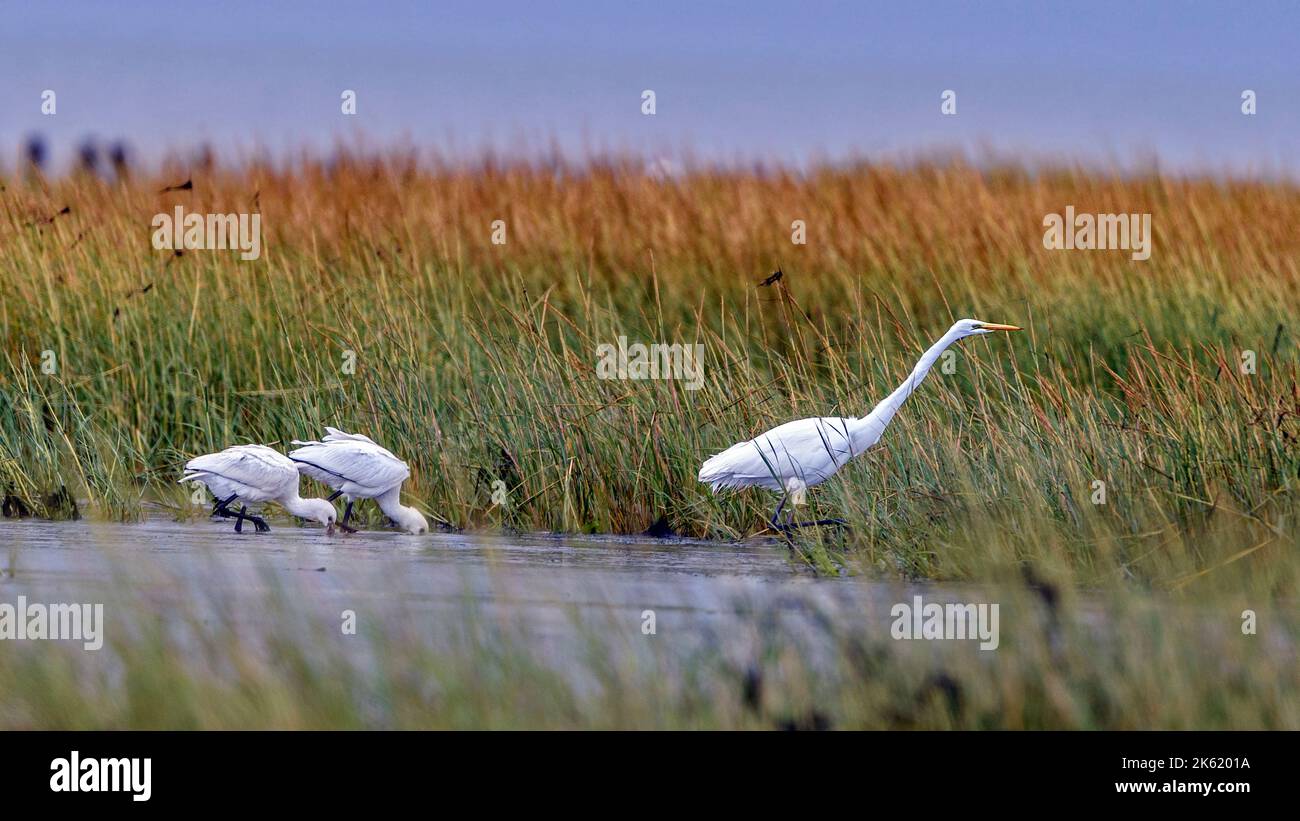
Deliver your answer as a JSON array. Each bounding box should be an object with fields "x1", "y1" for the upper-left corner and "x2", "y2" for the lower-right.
[
  {"x1": 180, "y1": 444, "x2": 298, "y2": 503},
  {"x1": 320, "y1": 426, "x2": 387, "y2": 450},
  {"x1": 288, "y1": 437, "x2": 411, "y2": 498}
]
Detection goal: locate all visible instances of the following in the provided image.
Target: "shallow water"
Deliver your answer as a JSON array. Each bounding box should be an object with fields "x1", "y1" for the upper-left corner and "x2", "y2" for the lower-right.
[
  {"x1": 0, "y1": 515, "x2": 979, "y2": 660},
  {"x1": 3, "y1": 514, "x2": 1293, "y2": 729},
  {"x1": 1, "y1": 515, "x2": 885, "y2": 619}
]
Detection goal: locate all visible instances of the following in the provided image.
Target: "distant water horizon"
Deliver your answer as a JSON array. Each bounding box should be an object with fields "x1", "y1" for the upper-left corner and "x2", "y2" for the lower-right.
[
  {"x1": 3, "y1": 1, "x2": 1297, "y2": 180},
  {"x1": 5, "y1": 135, "x2": 1297, "y2": 183}
]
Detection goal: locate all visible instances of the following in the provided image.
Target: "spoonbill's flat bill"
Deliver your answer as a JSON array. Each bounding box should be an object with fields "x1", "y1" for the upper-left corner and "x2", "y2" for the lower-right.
[
  {"x1": 288, "y1": 428, "x2": 430, "y2": 534},
  {"x1": 698, "y1": 319, "x2": 1020, "y2": 532},
  {"x1": 180, "y1": 444, "x2": 339, "y2": 533}
]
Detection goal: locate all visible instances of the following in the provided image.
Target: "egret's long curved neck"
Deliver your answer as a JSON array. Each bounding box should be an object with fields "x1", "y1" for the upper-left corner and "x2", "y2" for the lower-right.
[{"x1": 861, "y1": 326, "x2": 963, "y2": 432}]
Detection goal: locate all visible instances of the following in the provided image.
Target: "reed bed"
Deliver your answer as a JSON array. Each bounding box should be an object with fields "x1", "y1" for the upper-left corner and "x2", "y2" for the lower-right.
[{"x1": 1, "y1": 155, "x2": 1297, "y2": 592}]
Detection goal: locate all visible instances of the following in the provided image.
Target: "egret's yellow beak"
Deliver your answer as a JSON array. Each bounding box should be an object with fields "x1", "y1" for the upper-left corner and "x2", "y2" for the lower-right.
[{"x1": 978, "y1": 322, "x2": 1021, "y2": 331}]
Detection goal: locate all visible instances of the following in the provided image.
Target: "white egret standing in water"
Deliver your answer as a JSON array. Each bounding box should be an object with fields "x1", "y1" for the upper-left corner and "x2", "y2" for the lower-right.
[{"x1": 698, "y1": 319, "x2": 1020, "y2": 532}]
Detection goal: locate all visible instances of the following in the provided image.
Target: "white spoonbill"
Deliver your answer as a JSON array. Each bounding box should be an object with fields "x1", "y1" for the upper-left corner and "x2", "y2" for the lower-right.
[
  {"x1": 288, "y1": 428, "x2": 430, "y2": 534},
  {"x1": 698, "y1": 319, "x2": 1020, "y2": 532},
  {"x1": 180, "y1": 444, "x2": 340, "y2": 533}
]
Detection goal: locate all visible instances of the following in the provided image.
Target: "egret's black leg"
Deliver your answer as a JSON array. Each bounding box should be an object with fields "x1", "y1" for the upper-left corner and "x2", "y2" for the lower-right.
[
  {"x1": 770, "y1": 492, "x2": 847, "y2": 532},
  {"x1": 251, "y1": 512, "x2": 271, "y2": 533},
  {"x1": 326, "y1": 490, "x2": 343, "y2": 502},
  {"x1": 781, "y1": 517, "x2": 848, "y2": 530},
  {"x1": 234, "y1": 505, "x2": 248, "y2": 533},
  {"x1": 769, "y1": 493, "x2": 789, "y2": 532}
]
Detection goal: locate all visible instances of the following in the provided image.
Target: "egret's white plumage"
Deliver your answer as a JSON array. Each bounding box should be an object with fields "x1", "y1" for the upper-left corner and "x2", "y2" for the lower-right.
[
  {"x1": 180, "y1": 444, "x2": 339, "y2": 532},
  {"x1": 289, "y1": 427, "x2": 429, "y2": 534},
  {"x1": 699, "y1": 319, "x2": 1020, "y2": 529}
]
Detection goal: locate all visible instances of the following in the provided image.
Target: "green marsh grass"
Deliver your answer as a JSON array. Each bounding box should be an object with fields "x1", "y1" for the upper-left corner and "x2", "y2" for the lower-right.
[{"x1": 0, "y1": 156, "x2": 1296, "y2": 593}]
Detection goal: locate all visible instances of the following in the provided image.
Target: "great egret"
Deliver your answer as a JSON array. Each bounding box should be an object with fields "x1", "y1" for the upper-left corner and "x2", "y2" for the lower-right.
[
  {"x1": 698, "y1": 319, "x2": 1020, "y2": 532},
  {"x1": 180, "y1": 445, "x2": 340, "y2": 533},
  {"x1": 288, "y1": 427, "x2": 430, "y2": 535}
]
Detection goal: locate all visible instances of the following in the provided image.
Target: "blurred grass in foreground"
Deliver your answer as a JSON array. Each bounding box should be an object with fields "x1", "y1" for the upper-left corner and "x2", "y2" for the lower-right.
[{"x1": 0, "y1": 538, "x2": 1294, "y2": 730}]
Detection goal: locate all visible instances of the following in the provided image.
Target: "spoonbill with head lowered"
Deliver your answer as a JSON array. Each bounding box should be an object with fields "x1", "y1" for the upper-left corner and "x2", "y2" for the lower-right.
[
  {"x1": 180, "y1": 444, "x2": 340, "y2": 533},
  {"x1": 698, "y1": 319, "x2": 1020, "y2": 533},
  {"x1": 288, "y1": 427, "x2": 430, "y2": 534}
]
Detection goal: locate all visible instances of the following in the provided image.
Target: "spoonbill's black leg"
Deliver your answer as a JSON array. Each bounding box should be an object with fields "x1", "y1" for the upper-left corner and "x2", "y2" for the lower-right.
[
  {"x1": 231, "y1": 505, "x2": 270, "y2": 533},
  {"x1": 333, "y1": 500, "x2": 358, "y2": 533},
  {"x1": 322, "y1": 491, "x2": 355, "y2": 532},
  {"x1": 214, "y1": 496, "x2": 245, "y2": 527},
  {"x1": 212, "y1": 493, "x2": 238, "y2": 518}
]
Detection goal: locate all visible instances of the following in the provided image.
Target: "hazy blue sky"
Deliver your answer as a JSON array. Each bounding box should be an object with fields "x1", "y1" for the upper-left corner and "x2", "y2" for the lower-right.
[{"x1": 2, "y1": 1, "x2": 1297, "y2": 174}]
